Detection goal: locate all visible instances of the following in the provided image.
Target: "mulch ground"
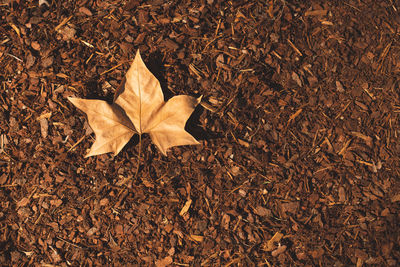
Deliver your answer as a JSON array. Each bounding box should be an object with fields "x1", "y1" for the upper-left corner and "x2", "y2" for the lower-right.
[{"x1": 1, "y1": 0, "x2": 399, "y2": 266}]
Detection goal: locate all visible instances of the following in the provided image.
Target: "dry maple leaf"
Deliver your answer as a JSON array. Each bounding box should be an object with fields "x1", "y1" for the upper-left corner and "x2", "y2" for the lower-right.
[{"x1": 68, "y1": 50, "x2": 201, "y2": 157}]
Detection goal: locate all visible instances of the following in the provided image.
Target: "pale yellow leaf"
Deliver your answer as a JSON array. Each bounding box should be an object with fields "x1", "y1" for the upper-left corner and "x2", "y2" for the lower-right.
[
  {"x1": 68, "y1": 50, "x2": 201, "y2": 157},
  {"x1": 115, "y1": 50, "x2": 200, "y2": 155}
]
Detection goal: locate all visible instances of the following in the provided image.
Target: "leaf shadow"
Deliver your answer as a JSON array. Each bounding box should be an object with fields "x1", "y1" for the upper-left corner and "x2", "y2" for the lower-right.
[
  {"x1": 0, "y1": 240, "x2": 12, "y2": 263},
  {"x1": 144, "y1": 51, "x2": 216, "y2": 142},
  {"x1": 185, "y1": 105, "x2": 220, "y2": 142},
  {"x1": 145, "y1": 51, "x2": 174, "y2": 101},
  {"x1": 84, "y1": 78, "x2": 114, "y2": 103},
  {"x1": 253, "y1": 59, "x2": 284, "y2": 92},
  {"x1": 123, "y1": 134, "x2": 140, "y2": 155}
]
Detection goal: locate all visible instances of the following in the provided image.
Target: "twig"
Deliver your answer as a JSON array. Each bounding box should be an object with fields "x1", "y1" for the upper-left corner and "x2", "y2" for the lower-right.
[
  {"x1": 0, "y1": 184, "x2": 18, "y2": 188},
  {"x1": 100, "y1": 61, "x2": 128, "y2": 76},
  {"x1": 5, "y1": 53, "x2": 23, "y2": 62},
  {"x1": 287, "y1": 39, "x2": 303, "y2": 57},
  {"x1": 68, "y1": 135, "x2": 85, "y2": 152},
  {"x1": 215, "y1": 18, "x2": 222, "y2": 37},
  {"x1": 56, "y1": 236, "x2": 83, "y2": 249},
  {"x1": 54, "y1": 16, "x2": 73, "y2": 31}
]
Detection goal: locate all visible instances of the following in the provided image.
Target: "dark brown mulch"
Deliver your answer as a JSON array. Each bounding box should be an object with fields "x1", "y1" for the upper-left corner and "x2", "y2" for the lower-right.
[{"x1": 1, "y1": 0, "x2": 399, "y2": 266}]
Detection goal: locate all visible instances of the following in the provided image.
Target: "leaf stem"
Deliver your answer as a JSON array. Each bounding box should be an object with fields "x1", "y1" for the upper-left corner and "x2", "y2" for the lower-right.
[{"x1": 134, "y1": 133, "x2": 142, "y2": 179}]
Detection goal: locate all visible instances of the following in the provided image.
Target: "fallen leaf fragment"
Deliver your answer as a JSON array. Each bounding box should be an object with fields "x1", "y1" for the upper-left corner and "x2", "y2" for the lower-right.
[{"x1": 68, "y1": 50, "x2": 201, "y2": 157}]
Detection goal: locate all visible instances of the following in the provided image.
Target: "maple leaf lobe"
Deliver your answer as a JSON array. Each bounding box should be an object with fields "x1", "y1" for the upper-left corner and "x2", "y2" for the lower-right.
[{"x1": 67, "y1": 97, "x2": 136, "y2": 157}]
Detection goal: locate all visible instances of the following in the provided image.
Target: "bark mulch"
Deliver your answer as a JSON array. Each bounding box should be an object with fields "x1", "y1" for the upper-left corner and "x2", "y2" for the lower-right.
[{"x1": 0, "y1": 0, "x2": 399, "y2": 266}]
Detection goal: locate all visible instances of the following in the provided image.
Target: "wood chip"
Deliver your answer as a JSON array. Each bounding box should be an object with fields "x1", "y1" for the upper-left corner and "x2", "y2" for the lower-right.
[
  {"x1": 155, "y1": 256, "x2": 173, "y2": 267},
  {"x1": 79, "y1": 7, "x2": 93, "y2": 16},
  {"x1": 391, "y1": 194, "x2": 400, "y2": 202},
  {"x1": 179, "y1": 199, "x2": 192, "y2": 216},
  {"x1": 305, "y1": 10, "x2": 328, "y2": 16},
  {"x1": 17, "y1": 197, "x2": 30, "y2": 208},
  {"x1": 189, "y1": 234, "x2": 204, "y2": 242},
  {"x1": 264, "y1": 232, "x2": 283, "y2": 251},
  {"x1": 40, "y1": 118, "x2": 49, "y2": 138},
  {"x1": 336, "y1": 80, "x2": 345, "y2": 92},
  {"x1": 271, "y1": 245, "x2": 287, "y2": 257}
]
